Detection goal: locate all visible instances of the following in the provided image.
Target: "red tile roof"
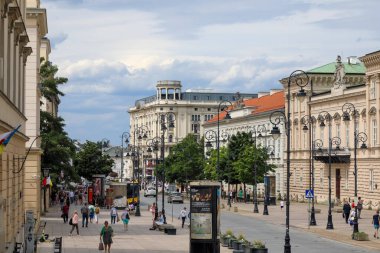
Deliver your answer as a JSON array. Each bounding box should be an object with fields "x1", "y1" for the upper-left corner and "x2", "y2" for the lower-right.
[{"x1": 206, "y1": 91, "x2": 284, "y2": 123}]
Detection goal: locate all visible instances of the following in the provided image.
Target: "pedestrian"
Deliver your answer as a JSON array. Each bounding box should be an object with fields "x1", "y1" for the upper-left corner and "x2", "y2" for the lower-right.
[
  {"x1": 343, "y1": 201, "x2": 351, "y2": 224},
  {"x1": 121, "y1": 208, "x2": 130, "y2": 231},
  {"x1": 110, "y1": 206, "x2": 118, "y2": 224},
  {"x1": 349, "y1": 209, "x2": 356, "y2": 227},
  {"x1": 59, "y1": 193, "x2": 65, "y2": 210},
  {"x1": 351, "y1": 199, "x2": 355, "y2": 209},
  {"x1": 95, "y1": 205, "x2": 100, "y2": 224},
  {"x1": 81, "y1": 203, "x2": 89, "y2": 228},
  {"x1": 357, "y1": 197, "x2": 363, "y2": 219},
  {"x1": 69, "y1": 191, "x2": 74, "y2": 204},
  {"x1": 62, "y1": 203, "x2": 69, "y2": 223},
  {"x1": 100, "y1": 221, "x2": 113, "y2": 253},
  {"x1": 280, "y1": 200, "x2": 284, "y2": 210},
  {"x1": 372, "y1": 210, "x2": 380, "y2": 239},
  {"x1": 69, "y1": 210, "x2": 79, "y2": 236},
  {"x1": 238, "y1": 189, "x2": 243, "y2": 202},
  {"x1": 179, "y1": 207, "x2": 187, "y2": 228},
  {"x1": 229, "y1": 191, "x2": 233, "y2": 204},
  {"x1": 89, "y1": 204, "x2": 95, "y2": 223},
  {"x1": 150, "y1": 202, "x2": 156, "y2": 220}
]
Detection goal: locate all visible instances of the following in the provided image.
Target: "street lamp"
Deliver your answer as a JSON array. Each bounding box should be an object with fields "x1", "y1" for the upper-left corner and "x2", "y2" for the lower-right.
[
  {"x1": 247, "y1": 124, "x2": 267, "y2": 214},
  {"x1": 147, "y1": 137, "x2": 162, "y2": 221},
  {"x1": 158, "y1": 112, "x2": 176, "y2": 216},
  {"x1": 121, "y1": 132, "x2": 130, "y2": 182},
  {"x1": 341, "y1": 103, "x2": 367, "y2": 235},
  {"x1": 318, "y1": 111, "x2": 336, "y2": 230},
  {"x1": 269, "y1": 69, "x2": 310, "y2": 253},
  {"x1": 301, "y1": 115, "x2": 317, "y2": 226},
  {"x1": 262, "y1": 144, "x2": 275, "y2": 216}
]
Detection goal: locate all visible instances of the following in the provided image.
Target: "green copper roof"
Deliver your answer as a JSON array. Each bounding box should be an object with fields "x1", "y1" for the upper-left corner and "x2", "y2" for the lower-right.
[{"x1": 307, "y1": 62, "x2": 366, "y2": 75}]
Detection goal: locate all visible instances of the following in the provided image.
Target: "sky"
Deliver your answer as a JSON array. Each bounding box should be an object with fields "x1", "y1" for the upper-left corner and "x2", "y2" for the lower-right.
[{"x1": 41, "y1": 0, "x2": 380, "y2": 146}]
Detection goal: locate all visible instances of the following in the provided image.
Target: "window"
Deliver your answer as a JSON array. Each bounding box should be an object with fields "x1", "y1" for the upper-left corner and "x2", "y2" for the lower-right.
[
  {"x1": 193, "y1": 95, "x2": 198, "y2": 100},
  {"x1": 170, "y1": 107, "x2": 173, "y2": 111},
  {"x1": 372, "y1": 119, "x2": 377, "y2": 146},
  {"x1": 207, "y1": 96, "x2": 210, "y2": 100},
  {"x1": 160, "y1": 107, "x2": 163, "y2": 111},
  {"x1": 336, "y1": 124, "x2": 340, "y2": 139},
  {"x1": 345, "y1": 124, "x2": 350, "y2": 147},
  {"x1": 168, "y1": 135, "x2": 173, "y2": 143},
  {"x1": 370, "y1": 169, "x2": 375, "y2": 191},
  {"x1": 345, "y1": 169, "x2": 349, "y2": 190},
  {"x1": 207, "y1": 108, "x2": 211, "y2": 111},
  {"x1": 219, "y1": 96, "x2": 223, "y2": 100},
  {"x1": 370, "y1": 79, "x2": 376, "y2": 100},
  {"x1": 320, "y1": 169, "x2": 324, "y2": 188},
  {"x1": 194, "y1": 108, "x2": 198, "y2": 111}
]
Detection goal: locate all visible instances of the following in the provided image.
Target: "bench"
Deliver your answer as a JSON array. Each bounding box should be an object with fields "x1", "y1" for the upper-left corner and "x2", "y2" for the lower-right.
[{"x1": 155, "y1": 223, "x2": 177, "y2": 235}]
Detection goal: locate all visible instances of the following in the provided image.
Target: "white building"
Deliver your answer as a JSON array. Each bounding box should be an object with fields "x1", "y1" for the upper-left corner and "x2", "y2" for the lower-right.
[
  {"x1": 103, "y1": 147, "x2": 132, "y2": 181},
  {"x1": 203, "y1": 90, "x2": 286, "y2": 198}
]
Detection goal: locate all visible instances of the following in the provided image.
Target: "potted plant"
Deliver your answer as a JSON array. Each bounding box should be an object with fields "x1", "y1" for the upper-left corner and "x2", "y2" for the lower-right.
[
  {"x1": 250, "y1": 240, "x2": 268, "y2": 253},
  {"x1": 353, "y1": 232, "x2": 369, "y2": 241},
  {"x1": 237, "y1": 233, "x2": 249, "y2": 251}
]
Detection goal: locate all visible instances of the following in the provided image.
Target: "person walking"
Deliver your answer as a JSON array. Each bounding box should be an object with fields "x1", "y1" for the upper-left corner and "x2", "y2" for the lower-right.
[
  {"x1": 62, "y1": 203, "x2": 69, "y2": 223},
  {"x1": 100, "y1": 221, "x2": 113, "y2": 253},
  {"x1": 89, "y1": 204, "x2": 95, "y2": 223},
  {"x1": 81, "y1": 203, "x2": 89, "y2": 228},
  {"x1": 343, "y1": 201, "x2": 351, "y2": 224},
  {"x1": 280, "y1": 200, "x2": 284, "y2": 210},
  {"x1": 95, "y1": 205, "x2": 100, "y2": 224},
  {"x1": 110, "y1": 206, "x2": 118, "y2": 224},
  {"x1": 179, "y1": 207, "x2": 187, "y2": 228},
  {"x1": 357, "y1": 197, "x2": 363, "y2": 219},
  {"x1": 121, "y1": 208, "x2": 130, "y2": 231},
  {"x1": 372, "y1": 210, "x2": 380, "y2": 239},
  {"x1": 69, "y1": 210, "x2": 79, "y2": 236}
]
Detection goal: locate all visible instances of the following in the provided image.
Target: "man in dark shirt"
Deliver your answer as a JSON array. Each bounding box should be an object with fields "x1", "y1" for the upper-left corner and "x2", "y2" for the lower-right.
[
  {"x1": 342, "y1": 201, "x2": 351, "y2": 224},
  {"x1": 81, "y1": 203, "x2": 89, "y2": 227},
  {"x1": 372, "y1": 210, "x2": 379, "y2": 239}
]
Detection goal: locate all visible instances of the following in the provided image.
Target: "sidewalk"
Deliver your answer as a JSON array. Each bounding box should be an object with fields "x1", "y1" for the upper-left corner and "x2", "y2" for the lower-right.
[
  {"x1": 221, "y1": 199, "x2": 380, "y2": 251},
  {"x1": 37, "y1": 204, "x2": 230, "y2": 253}
]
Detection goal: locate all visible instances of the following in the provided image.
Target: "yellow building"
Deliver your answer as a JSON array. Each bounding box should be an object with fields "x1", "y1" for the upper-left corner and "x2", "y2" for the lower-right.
[
  {"x1": 0, "y1": 0, "x2": 32, "y2": 252},
  {"x1": 286, "y1": 54, "x2": 380, "y2": 209}
]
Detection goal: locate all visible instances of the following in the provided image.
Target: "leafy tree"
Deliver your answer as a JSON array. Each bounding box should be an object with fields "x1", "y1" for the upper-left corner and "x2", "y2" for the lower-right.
[
  {"x1": 233, "y1": 145, "x2": 276, "y2": 185},
  {"x1": 158, "y1": 134, "x2": 205, "y2": 186},
  {"x1": 40, "y1": 111, "x2": 78, "y2": 182},
  {"x1": 40, "y1": 58, "x2": 67, "y2": 102},
  {"x1": 74, "y1": 141, "x2": 115, "y2": 180},
  {"x1": 204, "y1": 147, "x2": 230, "y2": 181}
]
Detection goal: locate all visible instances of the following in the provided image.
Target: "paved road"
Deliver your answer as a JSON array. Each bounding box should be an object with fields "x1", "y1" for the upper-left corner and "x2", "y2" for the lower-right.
[{"x1": 141, "y1": 194, "x2": 377, "y2": 253}]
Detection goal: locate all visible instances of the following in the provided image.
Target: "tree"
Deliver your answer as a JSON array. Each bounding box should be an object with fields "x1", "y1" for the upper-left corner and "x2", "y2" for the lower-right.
[
  {"x1": 159, "y1": 134, "x2": 205, "y2": 186},
  {"x1": 233, "y1": 145, "x2": 276, "y2": 185},
  {"x1": 40, "y1": 111, "x2": 77, "y2": 182},
  {"x1": 204, "y1": 147, "x2": 230, "y2": 181},
  {"x1": 40, "y1": 59, "x2": 67, "y2": 102},
  {"x1": 74, "y1": 141, "x2": 115, "y2": 181}
]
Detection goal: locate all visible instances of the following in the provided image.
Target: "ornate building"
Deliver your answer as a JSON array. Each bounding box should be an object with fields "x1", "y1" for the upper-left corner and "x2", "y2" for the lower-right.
[
  {"x1": 0, "y1": 0, "x2": 32, "y2": 252},
  {"x1": 128, "y1": 80, "x2": 257, "y2": 180},
  {"x1": 203, "y1": 90, "x2": 285, "y2": 197},
  {"x1": 286, "y1": 54, "x2": 380, "y2": 209}
]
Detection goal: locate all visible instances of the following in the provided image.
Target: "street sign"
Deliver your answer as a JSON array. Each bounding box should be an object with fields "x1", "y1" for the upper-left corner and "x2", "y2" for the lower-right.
[{"x1": 305, "y1": 189, "x2": 314, "y2": 199}]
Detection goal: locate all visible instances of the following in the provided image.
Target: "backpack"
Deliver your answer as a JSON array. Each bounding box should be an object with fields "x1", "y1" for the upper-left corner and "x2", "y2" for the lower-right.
[{"x1": 95, "y1": 207, "x2": 100, "y2": 214}]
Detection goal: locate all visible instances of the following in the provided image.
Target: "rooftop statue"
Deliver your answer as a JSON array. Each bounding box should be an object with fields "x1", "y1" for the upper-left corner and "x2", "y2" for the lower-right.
[{"x1": 333, "y1": 55, "x2": 345, "y2": 89}]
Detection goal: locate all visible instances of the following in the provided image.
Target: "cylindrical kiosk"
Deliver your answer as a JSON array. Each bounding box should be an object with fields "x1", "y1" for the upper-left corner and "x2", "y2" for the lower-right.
[{"x1": 189, "y1": 181, "x2": 221, "y2": 253}]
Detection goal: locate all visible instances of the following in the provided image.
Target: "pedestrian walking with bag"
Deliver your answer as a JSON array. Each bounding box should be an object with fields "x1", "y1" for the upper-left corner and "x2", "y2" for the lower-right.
[
  {"x1": 100, "y1": 221, "x2": 113, "y2": 253},
  {"x1": 81, "y1": 203, "x2": 89, "y2": 227},
  {"x1": 62, "y1": 203, "x2": 69, "y2": 223},
  {"x1": 110, "y1": 206, "x2": 118, "y2": 224},
  {"x1": 179, "y1": 207, "x2": 187, "y2": 228},
  {"x1": 69, "y1": 210, "x2": 79, "y2": 236},
  {"x1": 121, "y1": 208, "x2": 130, "y2": 231},
  {"x1": 372, "y1": 210, "x2": 380, "y2": 239}
]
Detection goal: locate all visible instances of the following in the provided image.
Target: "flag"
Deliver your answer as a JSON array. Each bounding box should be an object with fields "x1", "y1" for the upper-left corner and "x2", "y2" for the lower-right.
[{"x1": 0, "y1": 125, "x2": 21, "y2": 154}]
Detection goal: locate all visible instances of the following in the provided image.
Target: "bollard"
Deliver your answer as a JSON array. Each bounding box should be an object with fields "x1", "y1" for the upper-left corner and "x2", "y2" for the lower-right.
[{"x1": 234, "y1": 206, "x2": 238, "y2": 212}]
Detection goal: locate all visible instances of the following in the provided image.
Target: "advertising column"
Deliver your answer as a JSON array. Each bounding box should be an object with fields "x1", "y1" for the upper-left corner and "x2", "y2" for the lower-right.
[{"x1": 190, "y1": 181, "x2": 220, "y2": 253}]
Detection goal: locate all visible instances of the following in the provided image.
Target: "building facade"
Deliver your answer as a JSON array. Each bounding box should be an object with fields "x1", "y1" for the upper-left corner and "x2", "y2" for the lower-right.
[
  {"x1": 24, "y1": 0, "x2": 48, "y2": 227},
  {"x1": 128, "y1": 80, "x2": 257, "y2": 180},
  {"x1": 286, "y1": 54, "x2": 380, "y2": 209},
  {"x1": 203, "y1": 90, "x2": 286, "y2": 197},
  {"x1": 0, "y1": 0, "x2": 32, "y2": 252}
]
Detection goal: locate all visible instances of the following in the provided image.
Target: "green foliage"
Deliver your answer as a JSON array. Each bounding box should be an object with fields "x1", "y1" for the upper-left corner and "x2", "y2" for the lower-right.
[
  {"x1": 40, "y1": 58, "x2": 67, "y2": 102},
  {"x1": 204, "y1": 147, "x2": 230, "y2": 180},
  {"x1": 74, "y1": 141, "x2": 114, "y2": 180},
  {"x1": 162, "y1": 134, "x2": 205, "y2": 183},
  {"x1": 252, "y1": 240, "x2": 266, "y2": 249},
  {"x1": 40, "y1": 111, "x2": 78, "y2": 181},
  {"x1": 233, "y1": 145, "x2": 275, "y2": 185}
]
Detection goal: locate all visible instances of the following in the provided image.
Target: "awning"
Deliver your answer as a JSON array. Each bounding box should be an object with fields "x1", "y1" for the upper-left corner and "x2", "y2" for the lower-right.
[{"x1": 313, "y1": 149, "x2": 351, "y2": 163}]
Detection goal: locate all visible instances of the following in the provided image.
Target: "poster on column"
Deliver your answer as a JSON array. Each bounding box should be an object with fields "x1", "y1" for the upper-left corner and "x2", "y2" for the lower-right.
[{"x1": 190, "y1": 187, "x2": 212, "y2": 239}]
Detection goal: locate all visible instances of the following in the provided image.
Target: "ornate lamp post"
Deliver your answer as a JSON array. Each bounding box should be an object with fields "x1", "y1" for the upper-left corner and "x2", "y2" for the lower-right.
[
  {"x1": 341, "y1": 103, "x2": 367, "y2": 235},
  {"x1": 121, "y1": 132, "x2": 130, "y2": 182},
  {"x1": 301, "y1": 115, "x2": 317, "y2": 226},
  {"x1": 158, "y1": 112, "x2": 176, "y2": 216},
  {"x1": 147, "y1": 137, "x2": 162, "y2": 221},
  {"x1": 269, "y1": 70, "x2": 310, "y2": 253},
  {"x1": 262, "y1": 144, "x2": 275, "y2": 216}
]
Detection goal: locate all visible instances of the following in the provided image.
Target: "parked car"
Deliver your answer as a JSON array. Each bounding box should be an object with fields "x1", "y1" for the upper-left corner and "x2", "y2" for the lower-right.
[
  {"x1": 167, "y1": 192, "x2": 184, "y2": 203},
  {"x1": 144, "y1": 187, "x2": 156, "y2": 197}
]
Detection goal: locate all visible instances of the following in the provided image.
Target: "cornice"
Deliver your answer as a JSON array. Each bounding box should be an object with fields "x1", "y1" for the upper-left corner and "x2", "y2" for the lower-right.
[{"x1": 26, "y1": 7, "x2": 48, "y2": 36}]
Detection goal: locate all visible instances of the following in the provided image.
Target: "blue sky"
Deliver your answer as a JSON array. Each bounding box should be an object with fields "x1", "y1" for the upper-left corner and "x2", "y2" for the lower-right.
[{"x1": 42, "y1": 0, "x2": 380, "y2": 145}]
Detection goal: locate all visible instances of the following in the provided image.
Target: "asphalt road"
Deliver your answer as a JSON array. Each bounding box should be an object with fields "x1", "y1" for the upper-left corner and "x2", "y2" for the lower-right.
[{"x1": 141, "y1": 193, "x2": 376, "y2": 253}]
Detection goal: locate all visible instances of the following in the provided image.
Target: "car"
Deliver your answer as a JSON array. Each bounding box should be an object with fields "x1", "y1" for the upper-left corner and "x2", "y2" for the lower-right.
[
  {"x1": 144, "y1": 187, "x2": 156, "y2": 197},
  {"x1": 167, "y1": 192, "x2": 184, "y2": 203}
]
